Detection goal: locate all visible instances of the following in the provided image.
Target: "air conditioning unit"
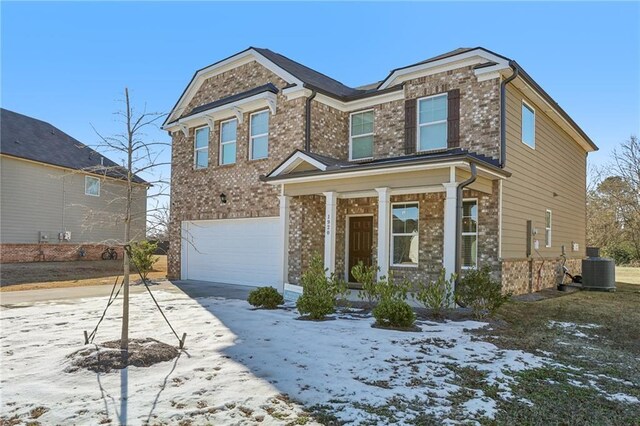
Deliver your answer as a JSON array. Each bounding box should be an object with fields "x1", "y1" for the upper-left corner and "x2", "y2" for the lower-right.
[{"x1": 39, "y1": 232, "x2": 49, "y2": 243}]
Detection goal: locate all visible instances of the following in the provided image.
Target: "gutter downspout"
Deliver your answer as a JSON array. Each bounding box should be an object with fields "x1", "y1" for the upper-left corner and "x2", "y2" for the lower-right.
[
  {"x1": 455, "y1": 163, "x2": 477, "y2": 280},
  {"x1": 500, "y1": 61, "x2": 519, "y2": 168},
  {"x1": 304, "y1": 89, "x2": 317, "y2": 152}
]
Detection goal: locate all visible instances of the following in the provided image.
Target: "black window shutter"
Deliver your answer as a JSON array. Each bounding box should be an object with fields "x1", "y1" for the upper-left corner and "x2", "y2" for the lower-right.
[
  {"x1": 404, "y1": 99, "x2": 416, "y2": 154},
  {"x1": 447, "y1": 89, "x2": 460, "y2": 148}
]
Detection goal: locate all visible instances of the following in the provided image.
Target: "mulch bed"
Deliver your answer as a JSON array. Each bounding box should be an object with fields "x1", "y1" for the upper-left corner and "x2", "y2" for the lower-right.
[{"x1": 66, "y1": 338, "x2": 179, "y2": 373}]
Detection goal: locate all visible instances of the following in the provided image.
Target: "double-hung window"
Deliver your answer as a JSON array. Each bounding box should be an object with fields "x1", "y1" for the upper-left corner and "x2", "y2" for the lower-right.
[
  {"x1": 522, "y1": 101, "x2": 535, "y2": 148},
  {"x1": 462, "y1": 199, "x2": 478, "y2": 268},
  {"x1": 250, "y1": 110, "x2": 269, "y2": 160},
  {"x1": 391, "y1": 203, "x2": 419, "y2": 266},
  {"x1": 418, "y1": 93, "x2": 448, "y2": 151},
  {"x1": 220, "y1": 119, "x2": 237, "y2": 165},
  {"x1": 545, "y1": 210, "x2": 552, "y2": 247},
  {"x1": 85, "y1": 176, "x2": 100, "y2": 196},
  {"x1": 194, "y1": 126, "x2": 209, "y2": 169},
  {"x1": 350, "y1": 110, "x2": 374, "y2": 160}
]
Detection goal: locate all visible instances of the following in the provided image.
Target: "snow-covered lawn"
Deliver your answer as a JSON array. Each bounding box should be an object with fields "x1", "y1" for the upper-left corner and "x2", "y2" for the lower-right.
[{"x1": 0, "y1": 289, "x2": 633, "y2": 425}]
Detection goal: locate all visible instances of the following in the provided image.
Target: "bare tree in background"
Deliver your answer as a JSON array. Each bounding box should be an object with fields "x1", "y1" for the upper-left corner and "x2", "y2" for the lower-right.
[
  {"x1": 91, "y1": 88, "x2": 169, "y2": 351},
  {"x1": 587, "y1": 135, "x2": 640, "y2": 263}
]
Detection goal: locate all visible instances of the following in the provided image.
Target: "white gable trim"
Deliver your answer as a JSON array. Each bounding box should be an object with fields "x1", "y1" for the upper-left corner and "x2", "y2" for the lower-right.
[
  {"x1": 378, "y1": 49, "x2": 509, "y2": 90},
  {"x1": 269, "y1": 151, "x2": 328, "y2": 178},
  {"x1": 164, "y1": 91, "x2": 277, "y2": 132},
  {"x1": 165, "y1": 48, "x2": 303, "y2": 125}
]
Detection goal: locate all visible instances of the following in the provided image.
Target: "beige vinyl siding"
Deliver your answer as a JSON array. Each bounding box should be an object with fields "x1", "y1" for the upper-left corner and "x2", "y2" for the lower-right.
[
  {"x1": 501, "y1": 85, "x2": 587, "y2": 259},
  {"x1": 0, "y1": 156, "x2": 147, "y2": 244}
]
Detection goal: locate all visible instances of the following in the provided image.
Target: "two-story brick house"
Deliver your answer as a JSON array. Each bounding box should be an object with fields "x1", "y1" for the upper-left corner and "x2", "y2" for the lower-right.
[{"x1": 164, "y1": 47, "x2": 597, "y2": 295}]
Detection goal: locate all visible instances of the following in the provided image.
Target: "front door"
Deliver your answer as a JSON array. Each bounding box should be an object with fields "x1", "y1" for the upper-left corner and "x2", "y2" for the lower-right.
[{"x1": 348, "y1": 216, "x2": 374, "y2": 282}]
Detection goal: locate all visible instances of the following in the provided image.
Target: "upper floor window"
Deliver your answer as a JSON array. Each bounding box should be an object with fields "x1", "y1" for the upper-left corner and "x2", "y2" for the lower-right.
[
  {"x1": 418, "y1": 93, "x2": 448, "y2": 151},
  {"x1": 350, "y1": 110, "x2": 374, "y2": 160},
  {"x1": 522, "y1": 101, "x2": 535, "y2": 148},
  {"x1": 220, "y1": 119, "x2": 237, "y2": 165},
  {"x1": 194, "y1": 126, "x2": 209, "y2": 169},
  {"x1": 462, "y1": 199, "x2": 478, "y2": 268},
  {"x1": 250, "y1": 110, "x2": 269, "y2": 160},
  {"x1": 545, "y1": 209, "x2": 552, "y2": 247},
  {"x1": 85, "y1": 176, "x2": 100, "y2": 196},
  {"x1": 391, "y1": 202, "x2": 419, "y2": 267}
]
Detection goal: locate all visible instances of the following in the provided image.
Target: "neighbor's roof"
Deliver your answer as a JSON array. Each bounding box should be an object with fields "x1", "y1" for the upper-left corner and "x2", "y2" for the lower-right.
[{"x1": 0, "y1": 108, "x2": 147, "y2": 184}]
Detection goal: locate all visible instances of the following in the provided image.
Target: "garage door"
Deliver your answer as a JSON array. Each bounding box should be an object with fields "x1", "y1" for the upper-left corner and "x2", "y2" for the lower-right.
[{"x1": 181, "y1": 217, "x2": 281, "y2": 287}]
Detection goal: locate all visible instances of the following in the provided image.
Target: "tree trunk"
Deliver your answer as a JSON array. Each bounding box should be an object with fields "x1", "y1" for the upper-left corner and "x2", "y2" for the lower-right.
[{"x1": 120, "y1": 87, "x2": 134, "y2": 351}]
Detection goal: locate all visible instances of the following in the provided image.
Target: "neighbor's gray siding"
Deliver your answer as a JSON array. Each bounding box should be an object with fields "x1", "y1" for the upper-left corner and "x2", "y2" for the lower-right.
[{"x1": 0, "y1": 156, "x2": 147, "y2": 244}]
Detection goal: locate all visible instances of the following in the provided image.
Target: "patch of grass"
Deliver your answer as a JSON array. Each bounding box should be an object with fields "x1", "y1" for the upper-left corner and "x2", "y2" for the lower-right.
[
  {"x1": 493, "y1": 366, "x2": 640, "y2": 425},
  {"x1": 473, "y1": 280, "x2": 640, "y2": 424}
]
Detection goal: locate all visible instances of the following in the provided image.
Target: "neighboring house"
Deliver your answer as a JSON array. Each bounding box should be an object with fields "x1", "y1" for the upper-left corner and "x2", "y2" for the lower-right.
[
  {"x1": 0, "y1": 108, "x2": 147, "y2": 262},
  {"x1": 164, "y1": 47, "x2": 597, "y2": 295}
]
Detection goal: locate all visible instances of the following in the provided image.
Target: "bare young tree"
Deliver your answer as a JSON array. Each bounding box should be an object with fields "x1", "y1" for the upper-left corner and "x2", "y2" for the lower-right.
[{"x1": 91, "y1": 88, "x2": 170, "y2": 351}]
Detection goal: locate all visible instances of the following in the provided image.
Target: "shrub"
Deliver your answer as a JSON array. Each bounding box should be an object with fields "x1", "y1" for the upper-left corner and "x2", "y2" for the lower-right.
[
  {"x1": 414, "y1": 268, "x2": 455, "y2": 317},
  {"x1": 375, "y1": 272, "x2": 411, "y2": 302},
  {"x1": 247, "y1": 287, "x2": 284, "y2": 309},
  {"x1": 351, "y1": 262, "x2": 379, "y2": 305},
  {"x1": 296, "y1": 254, "x2": 347, "y2": 320},
  {"x1": 455, "y1": 266, "x2": 510, "y2": 319},
  {"x1": 602, "y1": 242, "x2": 636, "y2": 265},
  {"x1": 130, "y1": 240, "x2": 158, "y2": 281},
  {"x1": 373, "y1": 299, "x2": 416, "y2": 328}
]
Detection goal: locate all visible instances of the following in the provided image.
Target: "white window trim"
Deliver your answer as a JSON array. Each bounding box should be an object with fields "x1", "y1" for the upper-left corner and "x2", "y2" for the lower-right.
[
  {"x1": 194, "y1": 125, "x2": 209, "y2": 169},
  {"x1": 462, "y1": 198, "x2": 478, "y2": 270},
  {"x1": 545, "y1": 209, "x2": 552, "y2": 248},
  {"x1": 390, "y1": 201, "x2": 419, "y2": 268},
  {"x1": 219, "y1": 118, "x2": 237, "y2": 165},
  {"x1": 249, "y1": 110, "x2": 269, "y2": 160},
  {"x1": 85, "y1": 176, "x2": 101, "y2": 197},
  {"x1": 349, "y1": 109, "x2": 374, "y2": 161},
  {"x1": 417, "y1": 93, "x2": 448, "y2": 153},
  {"x1": 521, "y1": 100, "x2": 536, "y2": 150}
]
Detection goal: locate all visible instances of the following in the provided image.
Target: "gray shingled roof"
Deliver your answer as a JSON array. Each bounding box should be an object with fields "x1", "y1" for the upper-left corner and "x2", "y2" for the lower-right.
[
  {"x1": 0, "y1": 108, "x2": 147, "y2": 184},
  {"x1": 264, "y1": 148, "x2": 509, "y2": 181}
]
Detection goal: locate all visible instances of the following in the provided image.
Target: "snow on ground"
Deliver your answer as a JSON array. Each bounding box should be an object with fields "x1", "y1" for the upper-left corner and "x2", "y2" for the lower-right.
[{"x1": 2, "y1": 290, "x2": 546, "y2": 425}]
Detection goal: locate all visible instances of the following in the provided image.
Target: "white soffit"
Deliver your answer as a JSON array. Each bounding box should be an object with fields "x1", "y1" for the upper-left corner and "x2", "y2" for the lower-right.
[{"x1": 269, "y1": 151, "x2": 329, "y2": 177}]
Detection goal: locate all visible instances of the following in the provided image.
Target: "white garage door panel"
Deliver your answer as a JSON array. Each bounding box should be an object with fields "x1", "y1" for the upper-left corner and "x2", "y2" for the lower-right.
[{"x1": 183, "y1": 217, "x2": 280, "y2": 287}]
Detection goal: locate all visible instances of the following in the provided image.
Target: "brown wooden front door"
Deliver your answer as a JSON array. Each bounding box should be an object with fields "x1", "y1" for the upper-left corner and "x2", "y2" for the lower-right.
[{"x1": 348, "y1": 216, "x2": 374, "y2": 282}]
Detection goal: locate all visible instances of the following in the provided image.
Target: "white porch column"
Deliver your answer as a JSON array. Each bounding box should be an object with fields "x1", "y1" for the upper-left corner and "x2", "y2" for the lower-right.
[
  {"x1": 442, "y1": 182, "x2": 458, "y2": 279},
  {"x1": 375, "y1": 187, "x2": 391, "y2": 281},
  {"x1": 323, "y1": 191, "x2": 338, "y2": 275},
  {"x1": 278, "y1": 195, "x2": 290, "y2": 291}
]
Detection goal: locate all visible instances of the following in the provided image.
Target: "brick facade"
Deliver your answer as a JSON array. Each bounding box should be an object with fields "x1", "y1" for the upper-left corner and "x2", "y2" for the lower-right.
[
  {"x1": 0, "y1": 243, "x2": 124, "y2": 263},
  {"x1": 166, "y1": 54, "x2": 582, "y2": 296},
  {"x1": 502, "y1": 258, "x2": 582, "y2": 294},
  {"x1": 167, "y1": 61, "x2": 306, "y2": 279}
]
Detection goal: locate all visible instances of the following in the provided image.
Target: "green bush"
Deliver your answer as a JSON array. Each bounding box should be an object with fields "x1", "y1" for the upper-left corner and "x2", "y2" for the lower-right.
[
  {"x1": 375, "y1": 272, "x2": 411, "y2": 302},
  {"x1": 296, "y1": 254, "x2": 348, "y2": 320},
  {"x1": 130, "y1": 240, "x2": 158, "y2": 281},
  {"x1": 351, "y1": 262, "x2": 379, "y2": 305},
  {"x1": 373, "y1": 299, "x2": 416, "y2": 328},
  {"x1": 455, "y1": 266, "x2": 510, "y2": 319},
  {"x1": 414, "y1": 268, "x2": 455, "y2": 317},
  {"x1": 248, "y1": 287, "x2": 284, "y2": 309},
  {"x1": 603, "y1": 242, "x2": 637, "y2": 265}
]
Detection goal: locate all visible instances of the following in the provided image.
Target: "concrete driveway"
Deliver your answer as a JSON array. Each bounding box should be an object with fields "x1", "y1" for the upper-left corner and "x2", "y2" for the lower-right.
[{"x1": 0, "y1": 279, "x2": 254, "y2": 307}]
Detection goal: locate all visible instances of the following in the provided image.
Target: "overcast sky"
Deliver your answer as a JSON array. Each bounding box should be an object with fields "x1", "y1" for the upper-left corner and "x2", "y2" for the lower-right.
[{"x1": 2, "y1": 1, "x2": 639, "y2": 190}]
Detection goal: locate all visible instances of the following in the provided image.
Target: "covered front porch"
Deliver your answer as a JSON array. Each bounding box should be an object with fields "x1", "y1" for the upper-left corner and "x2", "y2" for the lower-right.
[{"x1": 263, "y1": 150, "x2": 508, "y2": 289}]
